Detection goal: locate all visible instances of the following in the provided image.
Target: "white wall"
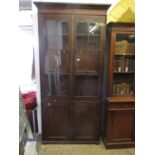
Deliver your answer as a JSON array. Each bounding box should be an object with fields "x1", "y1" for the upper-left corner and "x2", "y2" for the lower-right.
[
  {"x1": 32, "y1": 0, "x2": 119, "y2": 134},
  {"x1": 32, "y1": 3, "x2": 42, "y2": 133}
]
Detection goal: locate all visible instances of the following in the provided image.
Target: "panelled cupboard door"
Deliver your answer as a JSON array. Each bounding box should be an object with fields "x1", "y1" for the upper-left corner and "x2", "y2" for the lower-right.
[
  {"x1": 72, "y1": 15, "x2": 106, "y2": 100},
  {"x1": 72, "y1": 102, "x2": 100, "y2": 141},
  {"x1": 39, "y1": 14, "x2": 72, "y2": 100},
  {"x1": 42, "y1": 102, "x2": 70, "y2": 141},
  {"x1": 106, "y1": 108, "x2": 135, "y2": 143},
  {"x1": 104, "y1": 102, "x2": 135, "y2": 148}
]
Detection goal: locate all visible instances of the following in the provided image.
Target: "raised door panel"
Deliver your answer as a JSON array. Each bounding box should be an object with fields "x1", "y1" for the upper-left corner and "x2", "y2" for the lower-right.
[
  {"x1": 42, "y1": 102, "x2": 70, "y2": 141},
  {"x1": 107, "y1": 109, "x2": 134, "y2": 142},
  {"x1": 72, "y1": 102, "x2": 100, "y2": 141}
]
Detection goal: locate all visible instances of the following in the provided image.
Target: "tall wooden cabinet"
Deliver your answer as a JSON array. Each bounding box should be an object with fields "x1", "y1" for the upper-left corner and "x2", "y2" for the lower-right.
[
  {"x1": 34, "y1": 2, "x2": 110, "y2": 143},
  {"x1": 102, "y1": 23, "x2": 135, "y2": 148}
]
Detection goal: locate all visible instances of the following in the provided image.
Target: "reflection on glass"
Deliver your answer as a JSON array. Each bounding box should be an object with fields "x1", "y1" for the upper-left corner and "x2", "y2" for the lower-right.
[
  {"x1": 45, "y1": 74, "x2": 68, "y2": 96},
  {"x1": 47, "y1": 35, "x2": 69, "y2": 50},
  {"x1": 75, "y1": 21, "x2": 101, "y2": 74},
  {"x1": 45, "y1": 50, "x2": 69, "y2": 73},
  {"x1": 76, "y1": 22, "x2": 101, "y2": 49},
  {"x1": 45, "y1": 20, "x2": 69, "y2": 50},
  {"x1": 44, "y1": 19, "x2": 69, "y2": 96},
  {"x1": 44, "y1": 50, "x2": 69, "y2": 96},
  {"x1": 74, "y1": 20, "x2": 103, "y2": 97},
  {"x1": 88, "y1": 23, "x2": 101, "y2": 35},
  {"x1": 45, "y1": 20, "x2": 68, "y2": 34}
]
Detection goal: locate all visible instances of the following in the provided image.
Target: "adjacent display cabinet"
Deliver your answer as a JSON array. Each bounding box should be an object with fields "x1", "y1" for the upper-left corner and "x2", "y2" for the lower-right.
[
  {"x1": 34, "y1": 2, "x2": 110, "y2": 143},
  {"x1": 102, "y1": 23, "x2": 135, "y2": 148}
]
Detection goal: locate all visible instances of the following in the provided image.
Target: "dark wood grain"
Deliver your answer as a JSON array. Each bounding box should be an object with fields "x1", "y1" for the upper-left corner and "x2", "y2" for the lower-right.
[
  {"x1": 34, "y1": 2, "x2": 110, "y2": 15},
  {"x1": 35, "y1": 2, "x2": 109, "y2": 143},
  {"x1": 72, "y1": 101, "x2": 100, "y2": 141},
  {"x1": 103, "y1": 100, "x2": 135, "y2": 149}
]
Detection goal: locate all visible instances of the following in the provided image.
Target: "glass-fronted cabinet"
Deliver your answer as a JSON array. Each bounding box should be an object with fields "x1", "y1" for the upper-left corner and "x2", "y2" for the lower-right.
[
  {"x1": 35, "y1": 2, "x2": 110, "y2": 143},
  {"x1": 103, "y1": 23, "x2": 135, "y2": 149}
]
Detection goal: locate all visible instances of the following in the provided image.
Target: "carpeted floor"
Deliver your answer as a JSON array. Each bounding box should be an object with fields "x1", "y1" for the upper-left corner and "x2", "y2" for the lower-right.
[{"x1": 38, "y1": 142, "x2": 135, "y2": 155}]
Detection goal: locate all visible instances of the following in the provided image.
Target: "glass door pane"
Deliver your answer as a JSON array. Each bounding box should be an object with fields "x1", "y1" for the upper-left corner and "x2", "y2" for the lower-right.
[
  {"x1": 73, "y1": 16, "x2": 105, "y2": 97},
  {"x1": 112, "y1": 33, "x2": 135, "y2": 96},
  {"x1": 43, "y1": 16, "x2": 71, "y2": 96}
]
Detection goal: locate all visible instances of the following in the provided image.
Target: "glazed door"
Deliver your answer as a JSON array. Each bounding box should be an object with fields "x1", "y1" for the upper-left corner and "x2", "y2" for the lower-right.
[
  {"x1": 72, "y1": 15, "x2": 106, "y2": 141},
  {"x1": 109, "y1": 32, "x2": 135, "y2": 96},
  {"x1": 39, "y1": 14, "x2": 72, "y2": 99},
  {"x1": 72, "y1": 15, "x2": 105, "y2": 100},
  {"x1": 39, "y1": 14, "x2": 72, "y2": 141}
]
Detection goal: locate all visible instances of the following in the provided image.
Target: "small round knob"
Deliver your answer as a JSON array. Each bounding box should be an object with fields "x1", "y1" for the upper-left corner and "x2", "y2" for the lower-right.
[{"x1": 47, "y1": 102, "x2": 51, "y2": 106}]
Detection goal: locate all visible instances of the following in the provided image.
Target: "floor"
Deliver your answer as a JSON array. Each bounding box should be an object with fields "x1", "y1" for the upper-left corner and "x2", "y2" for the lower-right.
[
  {"x1": 24, "y1": 141, "x2": 38, "y2": 155},
  {"x1": 38, "y1": 142, "x2": 135, "y2": 155}
]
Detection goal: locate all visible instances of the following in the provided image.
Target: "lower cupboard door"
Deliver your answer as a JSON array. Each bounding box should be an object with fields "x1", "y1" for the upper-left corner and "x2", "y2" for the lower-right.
[
  {"x1": 42, "y1": 105, "x2": 70, "y2": 141},
  {"x1": 107, "y1": 109, "x2": 135, "y2": 142},
  {"x1": 72, "y1": 103, "x2": 100, "y2": 141}
]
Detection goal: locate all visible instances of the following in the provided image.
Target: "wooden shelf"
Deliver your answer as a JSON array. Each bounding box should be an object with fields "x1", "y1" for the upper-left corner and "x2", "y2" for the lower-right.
[
  {"x1": 113, "y1": 71, "x2": 134, "y2": 74},
  {"x1": 76, "y1": 33, "x2": 100, "y2": 35},
  {"x1": 44, "y1": 33, "x2": 68, "y2": 35},
  {"x1": 45, "y1": 71, "x2": 68, "y2": 75},
  {"x1": 47, "y1": 49, "x2": 69, "y2": 51},
  {"x1": 115, "y1": 53, "x2": 135, "y2": 56},
  {"x1": 106, "y1": 96, "x2": 135, "y2": 103},
  {"x1": 75, "y1": 70, "x2": 98, "y2": 76},
  {"x1": 75, "y1": 49, "x2": 101, "y2": 51}
]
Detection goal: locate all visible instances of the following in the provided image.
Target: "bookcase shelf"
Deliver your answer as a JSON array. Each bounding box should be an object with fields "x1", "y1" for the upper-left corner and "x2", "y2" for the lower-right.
[
  {"x1": 75, "y1": 71, "x2": 99, "y2": 76},
  {"x1": 45, "y1": 72, "x2": 69, "y2": 75},
  {"x1": 113, "y1": 71, "x2": 134, "y2": 74},
  {"x1": 114, "y1": 53, "x2": 135, "y2": 56},
  {"x1": 44, "y1": 33, "x2": 69, "y2": 35}
]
